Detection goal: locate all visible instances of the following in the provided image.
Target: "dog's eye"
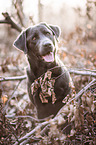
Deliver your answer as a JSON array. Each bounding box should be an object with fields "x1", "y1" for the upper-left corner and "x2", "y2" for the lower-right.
[
  {"x1": 44, "y1": 31, "x2": 51, "y2": 35},
  {"x1": 46, "y1": 32, "x2": 50, "y2": 34}
]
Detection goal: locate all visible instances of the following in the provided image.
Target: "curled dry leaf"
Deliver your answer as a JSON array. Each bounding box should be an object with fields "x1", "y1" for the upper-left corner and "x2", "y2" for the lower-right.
[
  {"x1": 31, "y1": 70, "x2": 56, "y2": 104},
  {"x1": 1, "y1": 95, "x2": 8, "y2": 104}
]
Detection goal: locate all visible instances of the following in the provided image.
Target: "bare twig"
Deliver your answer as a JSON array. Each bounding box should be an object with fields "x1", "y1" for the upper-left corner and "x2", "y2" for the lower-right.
[
  {"x1": 40, "y1": 124, "x2": 50, "y2": 136},
  {"x1": 5, "y1": 114, "x2": 53, "y2": 122},
  {"x1": 14, "y1": 116, "x2": 59, "y2": 145},
  {"x1": 13, "y1": 79, "x2": 96, "y2": 145},
  {"x1": 0, "y1": 75, "x2": 27, "y2": 82},
  {"x1": 67, "y1": 79, "x2": 96, "y2": 105},
  {"x1": 62, "y1": 123, "x2": 72, "y2": 132},
  {"x1": 7, "y1": 120, "x2": 20, "y2": 144},
  {"x1": 14, "y1": 121, "x2": 49, "y2": 145},
  {"x1": 13, "y1": 0, "x2": 25, "y2": 27},
  {"x1": 20, "y1": 136, "x2": 41, "y2": 145},
  {"x1": 0, "y1": 12, "x2": 22, "y2": 32},
  {"x1": 0, "y1": 69, "x2": 96, "y2": 83},
  {"x1": 3, "y1": 80, "x2": 22, "y2": 114},
  {"x1": 69, "y1": 69, "x2": 96, "y2": 77}
]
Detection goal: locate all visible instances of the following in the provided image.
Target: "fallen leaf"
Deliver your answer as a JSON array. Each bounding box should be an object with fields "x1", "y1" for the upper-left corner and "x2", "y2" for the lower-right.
[{"x1": 2, "y1": 95, "x2": 8, "y2": 104}]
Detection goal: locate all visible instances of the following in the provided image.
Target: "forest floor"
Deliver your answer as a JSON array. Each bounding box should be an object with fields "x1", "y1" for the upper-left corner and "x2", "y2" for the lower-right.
[{"x1": 0, "y1": 26, "x2": 96, "y2": 144}]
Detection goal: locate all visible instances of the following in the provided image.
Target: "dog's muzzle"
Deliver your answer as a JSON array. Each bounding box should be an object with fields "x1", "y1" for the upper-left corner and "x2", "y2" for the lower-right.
[{"x1": 40, "y1": 40, "x2": 55, "y2": 63}]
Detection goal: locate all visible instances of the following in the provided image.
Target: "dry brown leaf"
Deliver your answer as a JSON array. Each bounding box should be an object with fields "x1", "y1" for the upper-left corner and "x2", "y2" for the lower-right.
[{"x1": 1, "y1": 95, "x2": 8, "y2": 104}]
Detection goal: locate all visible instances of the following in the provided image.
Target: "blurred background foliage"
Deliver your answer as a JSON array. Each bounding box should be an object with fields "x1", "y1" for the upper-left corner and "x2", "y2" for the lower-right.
[{"x1": 0, "y1": 0, "x2": 96, "y2": 144}]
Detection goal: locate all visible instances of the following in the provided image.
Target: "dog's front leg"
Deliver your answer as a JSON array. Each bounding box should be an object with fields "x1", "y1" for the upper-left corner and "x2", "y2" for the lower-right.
[{"x1": 27, "y1": 68, "x2": 36, "y2": 105}]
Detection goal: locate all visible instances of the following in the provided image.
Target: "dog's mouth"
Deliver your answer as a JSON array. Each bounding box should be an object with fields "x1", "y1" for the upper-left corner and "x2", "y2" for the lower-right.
[{"x1": 42, "y1": 52, "x2": 55, "y2": 62}]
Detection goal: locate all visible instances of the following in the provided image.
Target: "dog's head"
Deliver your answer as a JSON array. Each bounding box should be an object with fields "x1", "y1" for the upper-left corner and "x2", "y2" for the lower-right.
[{"x1": 14, "y1": 23, "x2": 60, "y2": 63}]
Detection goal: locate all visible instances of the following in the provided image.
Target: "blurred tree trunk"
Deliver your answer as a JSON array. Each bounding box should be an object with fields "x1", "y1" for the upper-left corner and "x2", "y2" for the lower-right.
[
  {"x1": 38, "y1": 0, "x2": 43, "y2": 22},
  {"x1": 12, "y1": 0, "x2": 26, "y2": 27}
]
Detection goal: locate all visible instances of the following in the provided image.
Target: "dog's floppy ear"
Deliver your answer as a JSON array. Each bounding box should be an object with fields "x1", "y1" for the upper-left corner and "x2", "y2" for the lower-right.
[
  {"x1": 13, "y1": 30, "x2": 27, "y2": 54},
  {"x1": 41, "y1": 22, "x2": 61, "y2": 40},
  {"x1": 49, "y1": 25, "x2": 61, "y2": 39}
]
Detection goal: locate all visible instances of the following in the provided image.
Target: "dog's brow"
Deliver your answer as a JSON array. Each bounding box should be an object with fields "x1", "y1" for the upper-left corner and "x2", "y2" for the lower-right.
[
  {"x1": 41, "y1": 28, "x2": 52, "y2": 35},
  {"x1": 27, "y1": 31, "x2": 39, "y2": 40}
]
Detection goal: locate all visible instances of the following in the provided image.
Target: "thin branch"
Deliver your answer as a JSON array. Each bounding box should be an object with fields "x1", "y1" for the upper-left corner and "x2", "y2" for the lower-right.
[
  {"x1": 14, "y1": 121, "x2": 49, "y2": 145},
  {"x1": 3, "y1": 80, "x2": 22, "y2": 114},
  {"x1": 0, "y1": 69, "x2": 96, "y2": 83},
  {"x1": 13, "y1": 79, "x2": 96, "y2": 145},
  {"x1": 67, "y1": 79, "x2": 96, "y2": 105},
  {"x1": 5, "y1": 114, "x2": 54, "y2": 122},
  {"x1": 0, "y1": 12, "x2": 22, "y2": 32},
  {"x1": 13, "y1": 0, "x2": 25, "y2": 27},
  {"x1": 7, "y1": 120, "x2": 20, "y2": 143},
  {"x1": 20, "y1": 136, "x2": 41, "y2": 145},
  {"x1": 69, "y1": 69, "x2": 96, "y2": 77},
  {"x1": 0, "y1": 75, "x2": 27, "y2": 82},
  {"x1": 62, "y1": 123, "x2": 72, "y2": 132},
  {"x1": 40, "y1": 124, "x2": 50, "y2": 136},
  {"x1": 14, "y1": 116, "x2": 59, "y2": 145}
]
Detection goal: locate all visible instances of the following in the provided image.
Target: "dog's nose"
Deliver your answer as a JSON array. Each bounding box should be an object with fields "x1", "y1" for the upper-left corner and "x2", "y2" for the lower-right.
[
  {"x1": 43, "y1": 42, "x2": 53, "y2": 53},
  {"x1": 40, "y1": 41, "x2": 54, "y2": 56},
  {"x1": 43, "y1": 42, "x2": 52, "y2": 48}
]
